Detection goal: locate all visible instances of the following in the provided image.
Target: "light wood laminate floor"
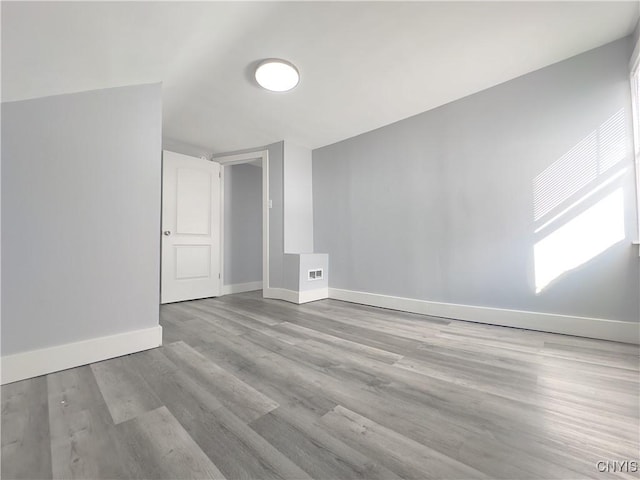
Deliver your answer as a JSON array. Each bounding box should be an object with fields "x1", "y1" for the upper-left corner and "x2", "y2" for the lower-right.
[{"x1": 2, "y1": 292, "x2": 639, "y2": 479}]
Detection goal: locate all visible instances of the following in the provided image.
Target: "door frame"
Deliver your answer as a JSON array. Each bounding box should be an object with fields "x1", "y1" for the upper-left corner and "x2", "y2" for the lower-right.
[{"x1": 213, "y1": 150, "x2": 270, "y2": 295}]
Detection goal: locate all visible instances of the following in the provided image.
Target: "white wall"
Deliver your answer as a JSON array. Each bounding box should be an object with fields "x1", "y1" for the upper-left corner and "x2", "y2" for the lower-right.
[
  {"x1": 283, "y1": 142, "x2": 314, "y2": 253},
  {"x1": 1, "y1": 83, "x2": 163, "y2": 381}
]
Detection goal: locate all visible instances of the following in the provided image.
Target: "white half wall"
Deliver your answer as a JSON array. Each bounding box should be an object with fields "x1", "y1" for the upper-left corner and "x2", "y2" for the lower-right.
[
  {"x1": 282, "y1": 253, "x2": 329, "y2": 303},
  {"x1": 283, "y1": 141, "x2": 314, "y2": 253}
]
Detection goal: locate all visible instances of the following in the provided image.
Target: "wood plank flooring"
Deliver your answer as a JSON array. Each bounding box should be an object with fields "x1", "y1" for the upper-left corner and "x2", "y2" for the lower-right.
[{"x1": 2, "y1": 291, "x2": 639, "y2": 479}]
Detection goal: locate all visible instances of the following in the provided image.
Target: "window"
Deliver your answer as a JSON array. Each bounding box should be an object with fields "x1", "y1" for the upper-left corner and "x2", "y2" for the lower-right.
[
  {"x1": 633, "y1": 68, "x2": 640, "y2": 159},
  {"x1": 631, "y1": 37, "x2": 640, "y2": 242}
]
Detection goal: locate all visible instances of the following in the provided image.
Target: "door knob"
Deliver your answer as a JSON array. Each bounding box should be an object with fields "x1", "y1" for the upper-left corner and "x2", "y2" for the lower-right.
[{"x1": 163, "y1": 230, "x2": 171, "y2": 236}]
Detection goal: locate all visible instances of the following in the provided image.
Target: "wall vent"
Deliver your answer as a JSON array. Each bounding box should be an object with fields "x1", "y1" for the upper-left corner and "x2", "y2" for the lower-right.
[{"x1": 308, "y1": 268, "x2": 323, "y2": 281}]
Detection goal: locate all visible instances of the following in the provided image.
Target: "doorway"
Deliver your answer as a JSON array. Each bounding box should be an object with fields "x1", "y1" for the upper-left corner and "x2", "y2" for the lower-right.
[
  {"x1": 221, "y1": 162, "x2": 262, "y2": 293},
  {"x1": 160, "y1": 149, "x2": 270, "y2": 303},
  {"x1": 215, "y1": 150, "x2": 270, "y2": 296}
]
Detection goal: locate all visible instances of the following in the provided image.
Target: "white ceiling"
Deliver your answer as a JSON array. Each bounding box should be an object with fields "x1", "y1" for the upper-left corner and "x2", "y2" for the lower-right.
[{"x1": 2, "y1": 2, "x2": 638, "y2": 153}]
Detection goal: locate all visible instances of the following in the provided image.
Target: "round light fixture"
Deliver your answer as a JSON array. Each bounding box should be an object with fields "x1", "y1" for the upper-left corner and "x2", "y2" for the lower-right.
[{"x1": 255, "y1": 59, "x2": 299, "y2": 92}]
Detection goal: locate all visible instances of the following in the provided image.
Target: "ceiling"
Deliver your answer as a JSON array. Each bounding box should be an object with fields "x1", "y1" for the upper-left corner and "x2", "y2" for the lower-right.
[{"x1": 2, "y1": 1, "x2": 638, "y2": 154}]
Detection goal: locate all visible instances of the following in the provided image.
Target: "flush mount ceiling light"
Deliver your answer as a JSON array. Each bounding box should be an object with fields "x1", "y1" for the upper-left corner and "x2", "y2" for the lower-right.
[{"x1": 255, "y1": 59, "x2": 300, "y2": 92}]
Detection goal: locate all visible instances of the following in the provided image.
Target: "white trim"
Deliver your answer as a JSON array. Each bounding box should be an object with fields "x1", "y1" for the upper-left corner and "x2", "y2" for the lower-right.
[
  {"x1": 264, "y1": 287, "x2": 299, "y2": 304},
  {"x1": 214, "y1": 151, "x2": 267, "y2": 166},
  {"x1": 222, "y1": 281, "x2": 263, "y2": 295},
  {"x1": 630, "y1": 49, "x2": 640, "y2": 248},
  {"x1": 630, "y1": 30, "x2": 640, "y2": 74},
  {"x1": 215, "y1": 150, "x2": 270, "y2": 292},
  {"x1": 1, "y1": 325, "x2": 163, "y2": 385},
  {"x1": 329, "y1": 288, "x2": 639, "y2": 345},
  {"x1": 264, "y1": 287, "x2": 328, "y2": 304},
  {"x1": 299, "y1": 287, "x2": 329, "y2": 304},
  {"x1": 263, "y1": 153, "x2": 270, "y2": 291},
  {"x1": 218, "y1": 161, "x2": 226, "y2": 290}
]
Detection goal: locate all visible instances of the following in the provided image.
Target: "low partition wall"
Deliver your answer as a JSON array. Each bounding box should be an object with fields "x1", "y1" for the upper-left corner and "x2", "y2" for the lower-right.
[{"x1": 266, "y1": 253, "x2": 329, "y2": 304}]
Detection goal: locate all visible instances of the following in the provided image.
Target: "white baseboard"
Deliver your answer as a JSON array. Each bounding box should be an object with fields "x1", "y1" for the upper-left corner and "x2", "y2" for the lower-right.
[
  {"x1": 264, "y1": 287, "x2": 300, "y2": 304},
  {"x1": 299, "y1": 287, "x2": 329, "y2": 304},
  {"x1": 222, "y1": 281, "x2": 263, "y2": 295},
  {"x1": 264, "y1": 287, "x2": 329, "y2": 305},
  {"x1": 1, "y1": 325, "x2": 163, "y2": 385},
  {"x1": 329, "y1": 288, "x2": 639, "y2": 344}
]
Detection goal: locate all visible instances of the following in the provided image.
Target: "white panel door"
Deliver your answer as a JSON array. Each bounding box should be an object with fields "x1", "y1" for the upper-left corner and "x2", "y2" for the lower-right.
[{"x1": 161, "y1": 151, "x2": 221, "y2": 304}]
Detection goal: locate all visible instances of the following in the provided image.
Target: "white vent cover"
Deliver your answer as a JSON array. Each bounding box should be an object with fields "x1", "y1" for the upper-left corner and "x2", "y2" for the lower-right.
[{"x1": 308, "y1": 268, "x2": 323, "y2": 281}]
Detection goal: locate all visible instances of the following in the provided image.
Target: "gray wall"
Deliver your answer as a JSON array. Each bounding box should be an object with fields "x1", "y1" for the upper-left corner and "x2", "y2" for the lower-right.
[
  {"x1": 224, "y1": 163, "x2": 262, "y2": 285},
  {"x1": 313, "y1": 37, "x2": 639, "y2": 322},
  {"x1": 2, "y1": 83, "x2": 162, "y2": 355}
]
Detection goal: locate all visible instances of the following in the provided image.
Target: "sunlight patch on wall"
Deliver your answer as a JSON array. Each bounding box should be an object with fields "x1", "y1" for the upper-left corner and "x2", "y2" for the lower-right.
[
  {"x1": 534, "y1": 167, "x2": 628, "y2": 234},
  {"x1": 598, "y1": 109, "x2": 627, "y2": 172},
  {"x1": 533, "y1": 109, "x2": 627, "y2": 221},
  {"x1": 534, "y1": 188, "x2": 625, "y2": 293}
]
